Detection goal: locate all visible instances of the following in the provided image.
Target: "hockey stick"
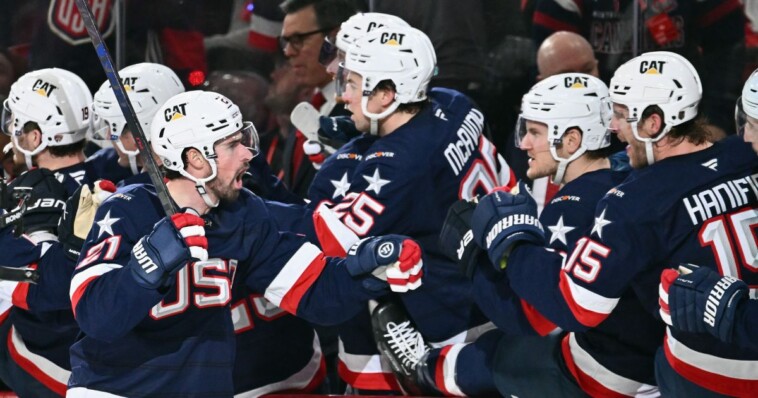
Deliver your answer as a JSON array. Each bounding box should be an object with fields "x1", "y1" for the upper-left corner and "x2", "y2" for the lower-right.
[
  {"x1": 74, "y1": 0, "x2": 176, "y2": 217},
  {"x1": 0, "y1": 266, "x2": 39, "y2": 284}
]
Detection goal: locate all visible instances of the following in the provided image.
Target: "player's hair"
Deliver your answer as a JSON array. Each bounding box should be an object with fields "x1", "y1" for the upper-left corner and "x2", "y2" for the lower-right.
[
  {"x1": 22, "y1": 121, "x2": 86, "y2": 158},
  {"x1": 373, "y1": 79, "x2": 428, "y2": 115},
  {"x1": 640, "y1": 105, "x2": 710, "y2": 145},
  {"x1": 280, "y1": 0, "x2": 357, "y2": 31}
]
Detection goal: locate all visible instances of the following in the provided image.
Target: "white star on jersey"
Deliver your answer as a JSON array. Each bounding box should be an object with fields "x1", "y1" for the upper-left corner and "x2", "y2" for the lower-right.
[
  {"x1": 331, "y1": 172, "x2": 351, "y2": 199},
  {"x1": 97, "y1": 210, "x2": 120, "y2": 238},
  {"x1": 548, "y1": 215, "x2": 575, "y2": 245},
  {"x1": 363, "y1": 168, "x2": 390, "y2": 194},
  {"x1": 591, "y1": 208, "x2": 612, "y2": 239}
]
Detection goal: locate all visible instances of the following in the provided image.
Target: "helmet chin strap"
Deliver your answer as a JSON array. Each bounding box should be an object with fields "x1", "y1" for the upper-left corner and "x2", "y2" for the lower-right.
[
  {"x1": 549, "y1": 145, "x2": 587, "y2": 185},
  {"x1": 362, "y1": 96, "x2": 400, "y2": 136},
  {"x1": 127, "y1": 154, "x2": 139, "y2": 176},
  {"x1": 13, "y1": 135, "x2": 46, "y2": 169},
  {"x1": 629, "y1": 119, "x2": 670, "y2": 166},
  {"x1": 179, "y1": 161, "x2": 220, "y2": 209}
]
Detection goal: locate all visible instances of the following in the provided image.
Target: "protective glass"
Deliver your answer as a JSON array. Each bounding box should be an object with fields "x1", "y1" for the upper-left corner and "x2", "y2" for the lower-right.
[
  {"x1": 734, "y1": 98, "x2": 758, "y2": 139},
  {"x1": 336, "y1": 63, "x2": 350, "y2": 99},
  {"x1": 318, "y1": 35, "x2": 338, "y2": 66},
  {"x1": 240, "y1": 121, "x2": 260, "y2": 158},
  {"x1": 1, "y1": 100, "x2": 14, "y2": 136}
]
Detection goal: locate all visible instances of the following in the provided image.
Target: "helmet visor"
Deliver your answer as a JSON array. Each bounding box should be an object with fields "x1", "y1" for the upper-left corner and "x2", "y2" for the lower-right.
[
  {"x1": 318, "y1": 36, "x2": 338, "y2": 66},
  {"x1": 240, "y1": 121, "x2": 260, "y2": 158},
  {"x1": 514, "y1": 115, "x2": 528, "y2": 148},
  {"x1": 734, "y1": 97, "x2": 758, "y2": 139},
  {"x1": 2, "y1": 99, "x2": 16, "y2": 137}
]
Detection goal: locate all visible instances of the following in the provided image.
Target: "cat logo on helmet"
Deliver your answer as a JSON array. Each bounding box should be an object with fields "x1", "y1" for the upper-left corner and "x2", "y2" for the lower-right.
[
  {"x1": 366, "y1": 21, "x2": 386, "y2": 32},
  {"x1": 639, "y1": 60, "x2": 666, "y2": 74},
  {"x1": 379, "y1": 32, "x2": 405, "y2": 45},
  {"x1": 31, "y1": 79, "x2": 58, "y2": 97},
  {"x1": 164, "y1": 103, "x2": 188, "y2": 122},
  {"x1": 564, "y1": 75, "x2": 589, "y2": 89},
  {"x1": 121, "y1": 76, "x2": 138, "y2": 91}
]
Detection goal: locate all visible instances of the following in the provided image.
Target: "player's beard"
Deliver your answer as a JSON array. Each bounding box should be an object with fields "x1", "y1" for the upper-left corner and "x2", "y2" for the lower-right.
[{"x1": 207, "y1": 166, "x2": 246, "y2": 204}]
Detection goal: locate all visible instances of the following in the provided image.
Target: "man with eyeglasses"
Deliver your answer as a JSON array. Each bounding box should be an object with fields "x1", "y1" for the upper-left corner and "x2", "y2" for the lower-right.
[{"x1": 273, "y1": 0, "x2": 357, "y2": 200}]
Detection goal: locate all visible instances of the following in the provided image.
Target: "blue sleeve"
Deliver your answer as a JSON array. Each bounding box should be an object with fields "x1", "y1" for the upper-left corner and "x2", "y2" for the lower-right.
[
  {"x1": 0, "y1": 226, "x2": 43, "y2": 266},
  {"x1": 733, "y1": 299, "x2": 758, "y2": 351},
  {"x1": 240, "y1": 206, "x2": 383, "y2": 326},
  {"x1": 69, "y1": 198, "x2": 167, "y2": 342},
  {"x1": 246, "y1": 153, "x2": 307, "y2": 205},
  {"x1": 21, "y1": 243, "x2": 76, "y2": 312},
  {"x1": 470, "y1": 259, "x2": 543, "y2": 336}
]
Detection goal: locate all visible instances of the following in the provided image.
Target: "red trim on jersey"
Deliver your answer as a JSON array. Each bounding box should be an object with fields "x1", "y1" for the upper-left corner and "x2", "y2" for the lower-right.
[
  {"x1": 697, "y1": 0, "x2": 740, "y2": 28},
  {"x1": 520, "y1": 299, "x2": 557, "y2": 336},
  {"x1": 6, "y1": 328, "x2": 67, "y2": 396},
  {"x1": 0, "y1": 308, "x2": 9, "y2": 325},
  {"x1": 11, "y1": 263, "x2": 36, "y2": 310},
  {"x1": 532, "y1": 11, "x2": 581, "y2": 34},
  {"x1": 434, "y1": 345, "x2": 455, "y2": 396},
  {"x1": 560, "y1": 335, "x2": 631, "y2": 398},
  {"x1": 70, "y1": 275, "x2": 100, "y2": 317},
  {"x1": 663, "y1": 335, "x2": 758, "y2": 397},
  {"x1": 337, "y1": 359, "x2": 401, "y2": 391},
  {"x1": 313, "y1": 211, "x2": 348, "y2": 257},
  {"x1": 558, "y1": 271, "x2": 609, "y2": 327},
  {"x1": 277, "y1": 253, "x2": 328, "y2": 315}
]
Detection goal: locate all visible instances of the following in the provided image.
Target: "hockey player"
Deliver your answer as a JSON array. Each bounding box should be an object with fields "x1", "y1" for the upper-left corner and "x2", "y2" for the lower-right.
[
  {"x1": 66, "y1": 90, "x2": 423, "y2": 396},
  {"x1": 90, "y1": 62, "x2": 184, "y2": 183},
  {"x1": 2, "y1": 68, "x2": 93, "y2": 192},
  {"x1": 303, "y1": 26, "x2": 514, "y2": 392},
  {"x1": 380, "y1": 73, "x2": 628, "y2": 396},
  {"x1": 656, "y1": 68, "x2": 758, "y2": 395},
  {"x1": 468, "y1": 51, "x2": 758, "y2": 397},
  {"x1": 0, "y1": 170, "x2": 115, "y2": 397}
]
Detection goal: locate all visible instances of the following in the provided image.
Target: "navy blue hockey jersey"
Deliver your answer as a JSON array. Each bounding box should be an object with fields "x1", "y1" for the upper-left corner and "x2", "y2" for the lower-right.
[
  {"x1": 68, "y1": 184, "x2": 384, "y2": 396},
  {"x1": 507, "y1": 137, "x2": 758, "y2": 396},
  {"x1": 298, "y1": 88, "x2": 514, "y2": 388},
  {"x1": 473, "y1": 169, "x2": 629, "y2": 338}
]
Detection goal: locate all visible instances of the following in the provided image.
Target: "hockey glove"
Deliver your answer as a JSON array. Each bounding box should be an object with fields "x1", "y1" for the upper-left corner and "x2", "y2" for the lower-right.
[
  {"x1": 58, "y1": 180, "x2": 117, "y2": 260},
  {"x1": 438, "y1": 199, "x2": 484, "y2": 279},
  {"x1": 318, "y1": 115, "x2": 361, "y2": 148},
  {"x1": 659, "y1": 264, "x2": 747, "y2": 343},
  {"x1": 129, "y1": 212, "x2": 208, "y2": 290},
  {"x1": 471, "y1": 181, "x2": 545, "y2": 271},
  {"x1": 346, "y1": 235, "x2": 423, "y2": 293}
]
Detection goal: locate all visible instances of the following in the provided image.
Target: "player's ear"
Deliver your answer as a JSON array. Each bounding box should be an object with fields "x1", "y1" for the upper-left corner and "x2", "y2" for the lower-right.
[
  {"x1": 378, "y1": 88, "x2": 396, "y2": 107},
  {"x1": 563, "y1": 128, "x2": 582, "y2": 155},
  {"x1": 185, "y1": 148, "x2": 208, "y2": 173}
]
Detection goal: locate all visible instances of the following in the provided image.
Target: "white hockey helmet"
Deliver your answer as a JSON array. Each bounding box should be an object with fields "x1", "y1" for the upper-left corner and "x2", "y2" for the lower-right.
[
  {"x1": 336, "y1": 13, "x2": 409, "y2": 52},
  {"x1": 150, "y1": 90, "x2": 259, "y2": 207},
  {"x1": 736, "y1": 68, "x2": 758, "y2": 139},
  {"x1": 609, "y1": 51, "x2": 702, "y2": 165},
  {"x1": 93, "y1": 63, "x2": 184, "y2": 174},
  {"x1": 1, "y1": 68, "x2": 92, "y2": 168},
  {"x1": 321, "y1": 13, "x2": 410, "y2": 91},
  {"x1": 341, "y1": 25, "x2": 436, "y2": 134},
  {"x1": 516, "y1": 73, "x2": 612, "y2": 184}
]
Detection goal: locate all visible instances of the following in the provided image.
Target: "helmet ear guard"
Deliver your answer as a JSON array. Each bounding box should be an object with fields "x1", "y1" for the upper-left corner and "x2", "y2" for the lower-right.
[
  {"x1": 151, "y1": 90, "x2": 261, "y2": 207},
  {"x1": 92, "y1": 63, "x2": 185, "y2": 174},
  {"x1": 609, "y1": 51, "x2": 702, "y2": 165},
  {"x1": 517, "y1": 73, "x2": 613, "y2": 184},
  {"x1": 3, "y1": 68, "x2": 93, "y2": 169},
  {"x1": 343, "y1": 26, "x2": 437, "y2": 135}
]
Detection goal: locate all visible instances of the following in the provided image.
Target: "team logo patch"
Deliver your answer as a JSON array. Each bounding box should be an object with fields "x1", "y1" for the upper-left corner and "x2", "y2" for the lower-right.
[
  {"x1": 564, "y1": 75, "x2": 589, "y2": 89},
  {"x1": 377, "y1": 242, "x2": 395, "y2": 258},
  {"x1": 48, "y1": 0, "x2": 115, "y2": 45},
  {"x1": 379, "y1": 32, "x2": 405, "y2": 46},
  {"x1": 639, "y1": 60, "x2": 666, "y2": 74},
  {"x1": 32, "y1": 79, "x2": 57, "y2": 97}
]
